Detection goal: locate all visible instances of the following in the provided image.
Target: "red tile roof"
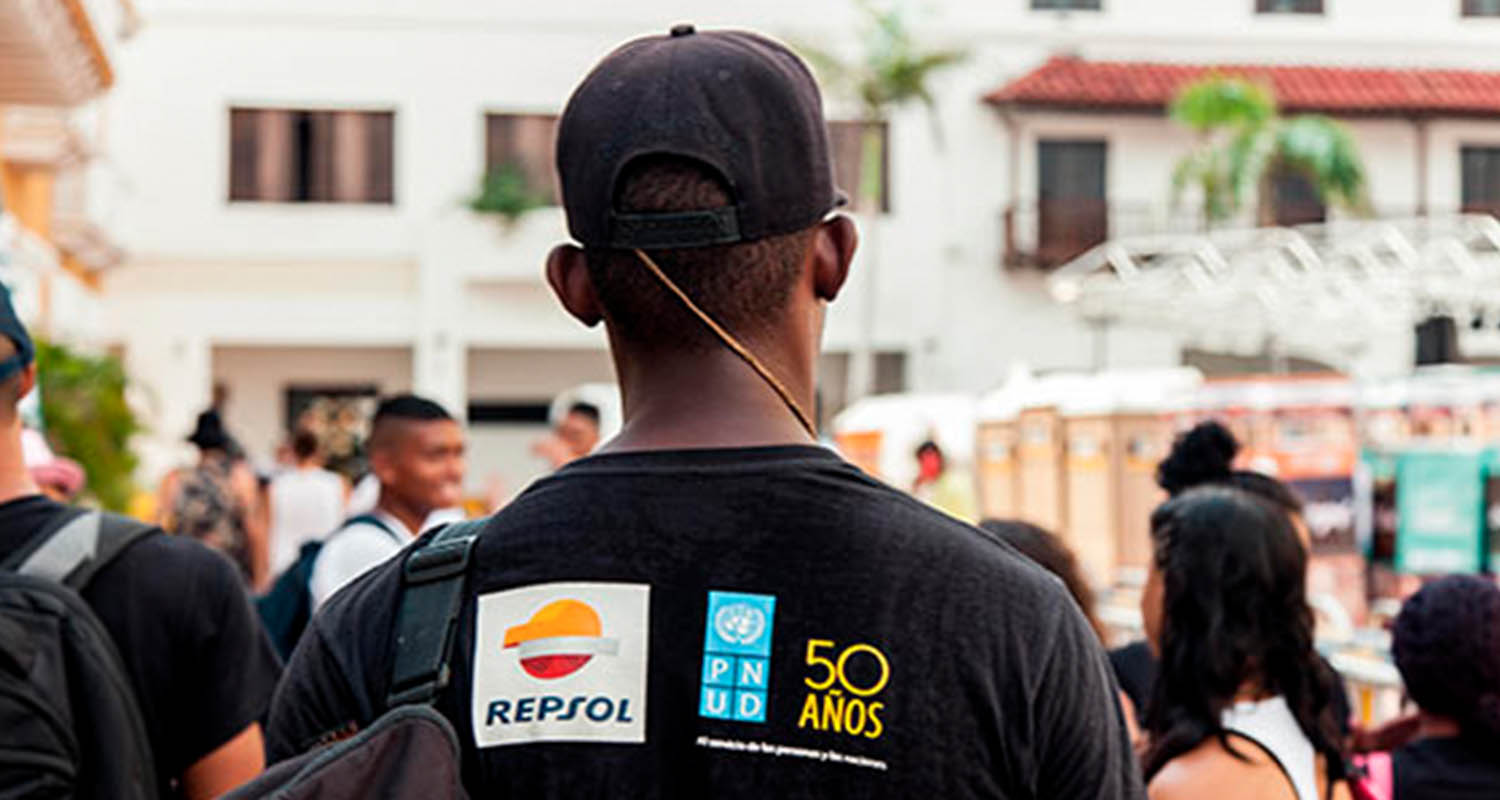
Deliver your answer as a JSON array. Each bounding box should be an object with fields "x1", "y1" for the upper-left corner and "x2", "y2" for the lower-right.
[{"x1": 984, "y1": 56, "x2": 1500, "y2": 117}]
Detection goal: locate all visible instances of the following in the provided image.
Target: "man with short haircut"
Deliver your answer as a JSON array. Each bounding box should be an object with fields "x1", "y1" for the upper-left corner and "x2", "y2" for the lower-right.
[
  {"x1": 308, "y1": 394, "x2": 465, "y2": 608},
  {"x1": 0, "y1": 286, "x2": 280, "y2": 799},
  {"x1": 534, "y1": 401, "x2": 603, "y2": 468},
  {"x1": 269, "y1": 26, "x2": 1140, "y2": 797}
]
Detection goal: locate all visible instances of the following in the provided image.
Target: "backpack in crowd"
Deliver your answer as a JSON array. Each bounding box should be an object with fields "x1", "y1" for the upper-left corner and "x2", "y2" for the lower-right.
[
  {"x1": 0, "y1": 509, "x2": 161, "y2": 800},
  {"x1": 227, "y1": 518, "x2": 484, "y2": 800},
  {"x1": 256, "y1": 512, "x2": 403, "y2": 660}
]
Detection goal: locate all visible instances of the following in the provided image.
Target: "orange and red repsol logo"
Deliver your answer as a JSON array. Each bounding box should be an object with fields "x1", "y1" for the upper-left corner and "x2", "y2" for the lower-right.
[{"x1": 471, "y1": 583, "x2": 649, "y2": 748}]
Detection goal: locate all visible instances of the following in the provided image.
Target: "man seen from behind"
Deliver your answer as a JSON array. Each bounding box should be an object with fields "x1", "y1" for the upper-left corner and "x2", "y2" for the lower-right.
[{"x1": 268, "y1": 25, "x2": 1141, "y2": 798}]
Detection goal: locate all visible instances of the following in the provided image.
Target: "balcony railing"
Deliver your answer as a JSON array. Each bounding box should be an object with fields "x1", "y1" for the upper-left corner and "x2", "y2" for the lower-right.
[{"x1": 1002, "y1": 201, "x2": 1203, "y2": 269}]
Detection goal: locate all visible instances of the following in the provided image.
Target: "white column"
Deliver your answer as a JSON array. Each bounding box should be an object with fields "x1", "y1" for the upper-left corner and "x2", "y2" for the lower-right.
[
  {"x1": 413, "y1": 255, "x2": 468, "y2": 421},
  {"x1": 125, "y1": 332, "x2": 211, "y2": 485}
]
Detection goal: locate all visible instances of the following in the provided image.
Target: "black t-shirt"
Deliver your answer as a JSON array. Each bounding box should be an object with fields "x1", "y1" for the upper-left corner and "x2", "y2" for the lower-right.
[
  {"x1": 268, "y1": 446, "x2": 1142, "y2": 798},
  {"x1": 1394, "y1": 736, "x2": 1500, "y2": 800},
  {"x1": 0, "y1": 495, "x2": 282, "y2": 797},
  {"x1": 1108, "y1": 640, "x2": 1155, "y2": 719}
]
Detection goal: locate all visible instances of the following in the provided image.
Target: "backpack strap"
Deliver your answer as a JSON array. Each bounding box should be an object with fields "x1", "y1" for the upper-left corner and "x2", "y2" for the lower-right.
[
  {"x1": 0, "y1": 506, "x2": 88, "y2": 572},
  {"x1": 342, "y1": 512, "x2": 406, "y2": 545},
  {"x1": 4, "y1": 509, "x2": 158, "y2": 592},
  {"x1": 385, "y1": 517, "x2": 487, "y2": 708}
]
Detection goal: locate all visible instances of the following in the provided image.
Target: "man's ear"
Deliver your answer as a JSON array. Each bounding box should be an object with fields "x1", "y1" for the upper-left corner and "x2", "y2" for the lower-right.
[
  {"x1": 546, "y1": 244, "x2": 603, "y2": 327},
  {"x1": 16, "y1": 363, "x2": 36, "y2": 399},
  {"x1": 810, "y1": 215, "x2": 857, "y2": 303},
  {"x1": 368, "y1": 445, "x2": 396, "y2": 486}
]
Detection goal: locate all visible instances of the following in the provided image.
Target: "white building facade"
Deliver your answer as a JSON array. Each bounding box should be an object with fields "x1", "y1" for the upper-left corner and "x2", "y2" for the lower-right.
[{"x1": 100, "y1": 0, "x2": 1500, "y2": 489}]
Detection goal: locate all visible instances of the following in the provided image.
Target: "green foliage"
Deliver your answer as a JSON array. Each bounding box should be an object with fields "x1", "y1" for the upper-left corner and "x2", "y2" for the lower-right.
[
  {"x1": 1169, "y1": 77, "x2": 1275, "y2": 132},
  {"x1": 468, "y1": 163, "x2": 548, "y2": 224},
  {"x1": 799, "y1": 0, "x2": 965, "y2": 193},
  {"x1": 34, "y1": 339, "x2": 141, "y2": 512},
  {"x1": 1274, "y1": 115, "x2": 1369, "y2": 212},
  {"x1": 1168, "y1": 76, "x2": 1368, "y2": 227}
]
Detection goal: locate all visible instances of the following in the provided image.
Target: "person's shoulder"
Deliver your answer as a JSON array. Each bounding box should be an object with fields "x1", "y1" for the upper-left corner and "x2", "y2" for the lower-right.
[
  {"x1": 1149, "y1": 737, "x2": 1292, "y2": 800},
  {"x1": 109, "y1": 521, "x2": 238, "y2": 577},
  {"x1": 89, "y1": 524, "x2": 246, "y2": 617}
]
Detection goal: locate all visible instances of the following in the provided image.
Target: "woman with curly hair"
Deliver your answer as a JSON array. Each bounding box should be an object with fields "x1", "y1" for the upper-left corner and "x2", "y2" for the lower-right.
[{"x1": 1142, "y1": 487, "x2": 1350, "y2": 800}]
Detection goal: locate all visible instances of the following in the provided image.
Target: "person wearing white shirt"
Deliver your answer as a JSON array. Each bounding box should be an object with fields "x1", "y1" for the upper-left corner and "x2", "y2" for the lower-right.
[
  {"x1": 268, "y1": 429, "x2": 348, "y2": 576},
  {"x1": 308, "y1": 395, "x2": 466, "y2": 609}
]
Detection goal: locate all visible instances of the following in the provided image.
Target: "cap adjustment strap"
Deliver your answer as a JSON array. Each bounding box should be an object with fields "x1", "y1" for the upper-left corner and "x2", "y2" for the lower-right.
[
  {"x1": 631, "y1": 248, "x2": 818, "y2": 441},
  {"x1": 608, "y1": 207, "x2": 741, "y2": 249}
]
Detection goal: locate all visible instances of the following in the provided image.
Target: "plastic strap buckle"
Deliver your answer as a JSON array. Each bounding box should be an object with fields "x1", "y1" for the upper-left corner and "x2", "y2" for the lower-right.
[{"x1": 385, "y1": 520, "x2": 484, "y2": 708}]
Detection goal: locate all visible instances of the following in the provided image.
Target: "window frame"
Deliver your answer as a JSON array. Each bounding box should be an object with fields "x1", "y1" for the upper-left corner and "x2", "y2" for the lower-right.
[
  {"x1": 481, "y1": 111, "x2": 562, "y2": 207},
  {"x1": 1030, "y1": 0, "x2": 1103, "y2": 11},
  {"x1": 1462, "y1": 0, "x2": 1500, "y2": 17},
  {"x1": 827, "y1": 119, "x2": 892, "y2": 214},
  {"x1": 1254, "y1": 0, "x2": 1325, "y2": 14},
  {"x1": 227, "y1": 106, "x2": 396, "y2": 205},
  {"x1": 1460, "y1": 144, "x2": 1500, "y2": 216}
]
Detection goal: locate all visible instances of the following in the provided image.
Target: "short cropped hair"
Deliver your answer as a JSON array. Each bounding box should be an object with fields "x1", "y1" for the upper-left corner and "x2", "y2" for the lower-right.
[
  {"x1": 0, "y1": 336, "x2": 22, "y2": 411},
  {"x1": 567, "y1": 402, "x2": 601, "y2": 427},
  {"x1": 584, "y1": 156, "x2": 814, "y2": 350},
  {"x1": 367, "y1": 394, "x2": 453, "y2": 453},
  {"x1": 291, "y1": 428, "x2": 320, "y2": 460}
]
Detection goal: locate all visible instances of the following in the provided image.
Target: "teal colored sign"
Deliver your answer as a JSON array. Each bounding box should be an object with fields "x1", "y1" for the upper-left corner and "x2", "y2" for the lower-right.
[
  {"x1": 1360, "y1": 449, "x2": 1398, "y2": 482},
  {"x1": 1396, "y1": 451, "x2": 1485, "y2": 574}
]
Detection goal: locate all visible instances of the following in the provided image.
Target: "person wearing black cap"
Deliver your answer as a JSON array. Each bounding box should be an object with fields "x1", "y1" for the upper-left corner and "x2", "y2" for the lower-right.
[
  {"x1": 0, "y1": 284, "x2": 281, "y2": 798},
  {"x1": 267, "y1": 26, "x2": 1140, "y2": 798}
]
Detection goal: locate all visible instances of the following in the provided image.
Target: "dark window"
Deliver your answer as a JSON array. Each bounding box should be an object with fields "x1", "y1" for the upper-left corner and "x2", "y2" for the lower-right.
[
  {"x1": 484, "y1": 113, "x2": 560, "y2": 205},
  {"x1": 1032, "y1": 0, "x2": 1102, "y2": 9},
  {"x1": 466, "y1": 402, "x2": 552, "y2": 424},
  {"x1": 828, "y1": 121, "x2": 891, "y2": 213},
  {"x1": 1271, "y1": 166, "x2": 1326, "y2": 226},
  {"x1": 1255, "y1": 0, "x2": 1323, "y2": 12},
  {"x1": 1463, "y1": 0, "x2": 1500, "y2": 17},
  {"x1": 284, "y1": 385, "x2": 378, "y2": 477},
  {"x1": 1462, "y1": 146, "x2": 1500, "y2": 216},
  {"x1": 229, "y1": 109, "x2": 394, "y2": 203},
  {"x1": 1037, "y1": 139, "x2": 1108, "y2": 267}
]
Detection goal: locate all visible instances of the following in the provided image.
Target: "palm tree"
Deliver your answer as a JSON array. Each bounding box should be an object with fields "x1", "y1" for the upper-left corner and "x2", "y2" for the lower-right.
[
  {"x1": 1169, "y1": 75, "x2": 1368, "y2": 230},
  {"x1": 800, "y1": 0, "x2": 964, "y2": 403}
]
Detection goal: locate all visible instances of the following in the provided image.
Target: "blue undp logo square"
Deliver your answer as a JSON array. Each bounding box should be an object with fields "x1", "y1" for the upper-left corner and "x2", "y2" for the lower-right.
[
  {"x1": 699, "y1": 591, "x2": 776, "y2": 724},
  {"x1": 703, "y1": 591, "x2": 775, "y2": 658}
]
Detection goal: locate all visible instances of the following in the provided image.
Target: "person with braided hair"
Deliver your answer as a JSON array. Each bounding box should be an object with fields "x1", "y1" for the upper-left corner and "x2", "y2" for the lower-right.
[{"x1": 1368, "y1": 575, "x2": 1500, "y2": 799}]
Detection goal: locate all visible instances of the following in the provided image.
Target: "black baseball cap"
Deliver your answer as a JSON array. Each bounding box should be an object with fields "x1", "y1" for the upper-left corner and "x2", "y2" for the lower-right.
[
  {"x1": 556, "y1": 24, "x2": 845, "y2": 250},
  {"x1": 0, "y1": 283, "x2": 34, "y2": 382}
]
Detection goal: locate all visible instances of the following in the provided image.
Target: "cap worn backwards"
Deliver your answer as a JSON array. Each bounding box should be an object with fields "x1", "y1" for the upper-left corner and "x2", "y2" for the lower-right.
[
  {"x1": 556, "y1": 25, "x2": 844, "y2": 250},
  {"x1": 0, "y1": 283, "x2": 34, "y2": 383}
]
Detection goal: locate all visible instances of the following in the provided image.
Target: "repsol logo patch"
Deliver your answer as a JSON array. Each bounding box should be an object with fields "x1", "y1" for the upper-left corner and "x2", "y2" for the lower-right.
[
  {"x1": 484, "y1": 695, "x2": 636, "y2": 726},
  {"x1": 471, "y1": 582, "x2": 649, "y2": 747}
]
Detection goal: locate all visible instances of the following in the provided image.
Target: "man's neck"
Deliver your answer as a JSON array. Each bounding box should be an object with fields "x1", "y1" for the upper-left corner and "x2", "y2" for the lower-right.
[
  {"x1": 374, "y1": 495, "x2": 428, "y2": 538},
  {"x1": 0, "y1": 423, "x2": 39, "y2": 506},
  {"x1": 603, "y1": 346, "x2": 817, "y2": 453}
]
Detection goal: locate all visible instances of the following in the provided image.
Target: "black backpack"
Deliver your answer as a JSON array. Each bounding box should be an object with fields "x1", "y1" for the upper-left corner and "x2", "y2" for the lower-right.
[
  {"x1": 257, "y1": 513, "x2": 403, "y2": 660},
  {"x1": 0, "y1": 508, "x2": 161, "y2": 799},
  {"x1": 227, "y1": 519, "x2": 484, "y2": 800}
]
